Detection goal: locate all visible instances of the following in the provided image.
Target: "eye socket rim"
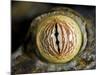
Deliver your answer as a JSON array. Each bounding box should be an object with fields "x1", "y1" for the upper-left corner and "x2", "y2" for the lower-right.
[{"x1": 30, "y1": 7, "x2": 87, "y2": 63}]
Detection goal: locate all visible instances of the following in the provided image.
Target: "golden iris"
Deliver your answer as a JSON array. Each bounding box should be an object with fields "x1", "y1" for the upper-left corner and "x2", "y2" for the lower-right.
[{"x1": 30, "y1": 7, "x2": 87, "y2": 63}]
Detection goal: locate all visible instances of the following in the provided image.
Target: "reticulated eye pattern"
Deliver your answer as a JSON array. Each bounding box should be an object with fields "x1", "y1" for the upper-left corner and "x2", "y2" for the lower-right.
[
  {"x1": 41, "y1": 19, "x2": 76, "y2": 56},
  {"x1": 41, "y1": 19, "x2": 75, "y2": 56},
  {"x1": 36, "y1": 14, "x2": 83, "y2": 63}
]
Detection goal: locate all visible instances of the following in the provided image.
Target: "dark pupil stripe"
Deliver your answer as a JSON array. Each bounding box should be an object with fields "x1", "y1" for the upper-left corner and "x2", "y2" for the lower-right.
[
  {"x1": 40, "y1": 19, "x2": 76, "y2": 57},
  {"x1": 54, "y1": 23, "x2": 60, "y2": 54}
]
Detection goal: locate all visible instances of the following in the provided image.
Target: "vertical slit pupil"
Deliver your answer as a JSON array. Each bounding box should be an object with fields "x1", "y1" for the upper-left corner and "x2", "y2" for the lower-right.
[{"x1": 54, "y1": 23, "x2": 60, "y2": 54}]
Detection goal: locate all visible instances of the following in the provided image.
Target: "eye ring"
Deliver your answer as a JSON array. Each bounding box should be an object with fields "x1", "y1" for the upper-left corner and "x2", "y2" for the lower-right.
[{"x1": 30, "y1": 7, "x2": 87, "y2": 63}]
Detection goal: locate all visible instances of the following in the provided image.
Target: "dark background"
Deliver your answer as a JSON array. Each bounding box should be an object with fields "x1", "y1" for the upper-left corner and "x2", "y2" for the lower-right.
[{"x1": 11, "y1": 1, "x2": 96, "y2": 53}]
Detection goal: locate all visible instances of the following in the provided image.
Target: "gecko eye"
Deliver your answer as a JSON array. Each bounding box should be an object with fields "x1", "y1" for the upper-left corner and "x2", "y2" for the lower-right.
[
  {"x1": 12, "y1": 1, "x2": 96, "y2": 73},
  {"x1": 30, "y1": 7, "x2": 87, "y2": 63}
]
